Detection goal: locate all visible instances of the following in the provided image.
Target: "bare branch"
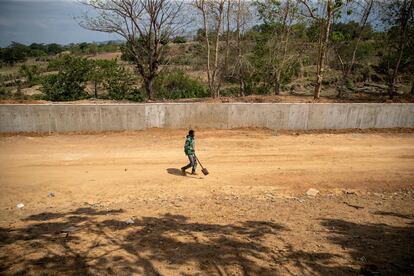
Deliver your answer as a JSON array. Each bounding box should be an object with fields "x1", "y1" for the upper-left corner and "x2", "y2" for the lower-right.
[{"x1": 77, "y1": 0, "x2": 186, "y2": 100}]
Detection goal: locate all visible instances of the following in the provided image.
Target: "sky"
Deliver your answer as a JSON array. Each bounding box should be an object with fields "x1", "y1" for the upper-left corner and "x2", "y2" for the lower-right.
[
  {"x1": 0, "y1": 0, "x2": 121, "y2": 47},
  {"x1": 0, "y1": 0, "x2": 384, "y2": 48}
]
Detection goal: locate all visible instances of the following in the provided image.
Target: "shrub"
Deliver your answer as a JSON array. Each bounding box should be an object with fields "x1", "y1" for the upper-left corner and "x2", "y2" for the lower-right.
[
  {"x1": 220, "y1": 87, "x2": 240, "y2": 97},
  {"x1": 30, "y1": 49, "x2": 47, "y2": 58},
  {"x1": 19, "y1": 64, "x2": 40, "y2": 86},
  {"x1": 0, "y1": 45, "x2": 28, "y2": 65},
  {"x1": 254, "y1": 85, "x2": 271, "y2": 95},
  {"x1": 42, "y1": 74, "x2": 88, "y2": 101},
  {"x1": 173, "y1": 36, "x2": 187, "y2": 44},
  {"x1": 47, "y1": 54, "x2": 75, "y2": 71},
  {"x1": 47, "y1": 43, "x2": 63, "y2": 55},
  {"x1": 154, "y1": 70, "x2": 208, "y2": 99},
  {"x1": 42, "y1": 54, "x2": 144, "y2": 102},
  {"x1": 0, "y1": 87, "x2": 12, "y2": 99},
  {"x1": 0, "y1": 85, "x2": 30, "y2": 100},
  {"x1": 99, "y1": 61, "x2": 141, "y2": 100},
  {"x1": 104, "y1": 67, "x2": 135, "y2": 100},
  {"x1": 126, "y1": 88, "x2": 146, "y2": 102},
  {"x1": 14, "y1": 82, "x2": 25, "y2": 100},
  {"x1": 28, "y1": 93, "x2": 45, "y2": 101},
  {"x1": 42, "y1": 55, "x2": 90, "y2": 101}
]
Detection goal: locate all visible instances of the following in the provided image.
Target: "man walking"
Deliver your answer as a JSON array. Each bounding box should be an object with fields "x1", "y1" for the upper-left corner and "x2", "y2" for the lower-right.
[{"x1": 181, "y1": 130, "x2": 197, "y2": 176}]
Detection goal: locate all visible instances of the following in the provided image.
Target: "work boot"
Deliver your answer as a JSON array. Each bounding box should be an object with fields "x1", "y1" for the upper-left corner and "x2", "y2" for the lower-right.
[
  {"x1": 181, "y1": 168, "x2": 187, "y2": 176},
  {"x1": 191, "y1": 171, "x2": 197, "y2": 175}
]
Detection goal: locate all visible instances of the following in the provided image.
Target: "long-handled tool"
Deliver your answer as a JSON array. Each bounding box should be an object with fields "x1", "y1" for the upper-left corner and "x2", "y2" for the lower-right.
[{"x1": 195, "y1": 155, "x2": 209, "y2": 176}]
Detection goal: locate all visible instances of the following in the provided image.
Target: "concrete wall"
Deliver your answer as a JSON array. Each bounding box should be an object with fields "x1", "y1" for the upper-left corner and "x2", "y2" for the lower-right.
[{"x1": 0, "y1": 103, "x2": 413, "y2": 133}]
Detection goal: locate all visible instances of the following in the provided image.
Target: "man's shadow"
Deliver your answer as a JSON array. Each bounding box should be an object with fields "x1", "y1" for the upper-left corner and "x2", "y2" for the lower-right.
[
  {"x1": 166, "y1": 168, "x2": 183, "y2": 176},
  {"x1": 166, "y1": 168, "x2": 203, "y2": 179}
]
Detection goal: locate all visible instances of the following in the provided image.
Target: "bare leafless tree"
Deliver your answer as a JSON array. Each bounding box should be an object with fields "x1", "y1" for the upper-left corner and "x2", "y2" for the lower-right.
[
  {"x1": 234, "y1": 0, "x2": 252, "y2": 96},
  {"x1": 298, "y1": 0, "x2": 344, "y2": 100},
  {"x1": 78, "y1": 0, "x2": 185, "y2": 100},
  {"x1": 223, "y1": 0, "x2": 232, "y2": 77},
  {"x1": 267, "y1": 0, "x2": 298, "y2": 95},
  {"x1": 383, "y1": 0, "x2": 414, "y2": 99},
  {"x1": 236, "y1": 0, "x2": 243, "y2": 94},
  {"x1": 334, "y1": 0, "x2": 374, "y2": 98},
  {"x1": 194, "y1": 0, "x2": 226, "y2": 98}
]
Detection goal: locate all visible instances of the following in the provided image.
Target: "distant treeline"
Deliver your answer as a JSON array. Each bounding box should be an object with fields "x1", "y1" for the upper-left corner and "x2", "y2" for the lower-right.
[{"x1": 0, "y1": 41, "x2": 121, "y2": 65}]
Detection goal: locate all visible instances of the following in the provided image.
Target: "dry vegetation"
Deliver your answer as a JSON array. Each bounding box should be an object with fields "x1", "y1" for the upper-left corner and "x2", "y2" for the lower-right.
[
  {"x1": 1, "y1": 0, "x2": 414, "y2": 103},
  {"x1": 1, "y1": 47, "x2": 413, "y2": 104}
]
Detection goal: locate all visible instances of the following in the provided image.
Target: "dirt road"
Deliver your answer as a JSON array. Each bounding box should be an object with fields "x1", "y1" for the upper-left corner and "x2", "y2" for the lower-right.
[{"x1": 0, "y1": 129, "x2": 413, "y2": 275}]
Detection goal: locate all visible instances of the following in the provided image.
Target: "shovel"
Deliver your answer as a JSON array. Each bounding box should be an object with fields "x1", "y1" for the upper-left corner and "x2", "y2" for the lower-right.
[{"x1": 195, "y1": 155, "x2": 209, "y2": 176}]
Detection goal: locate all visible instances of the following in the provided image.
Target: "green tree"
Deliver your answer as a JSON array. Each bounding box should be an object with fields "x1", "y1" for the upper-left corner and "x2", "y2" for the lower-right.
[
  {"x1": 30, "y1": 49, "x2": 47, "y2": 58},
  {"x1": 102, "y1": 62, "x2": 138, "y2": 100},
  {"x1": 79, "y1": 0, "x2": 185, "y2": 100},
  {"x1": 0, "y1": 42, "x2": 29, "y2": 65},
  {"x1": 298, "y1": 0, "x2": 347, "y2": 99},
  {"x1": 253, "y1": 0, "x2": 301, "y2": 95},
  {"x1": 47, "y1": 43, "x2": 63, "y2": 55},
  {"x1": 87, "y1": 59, "x2": 109, "y2": 98},
  {"x1": 173, "y1": 36, "x2": 187, "y2": 43},
  {"x1": 88, "y1": 43, "x2": 98, "y2": 55},
  {"x1": 29, "y1": 43, "x2": 47, "y2": 53},
  {"x1": 42, "y1": 55, "x2": 91, "y2": 101},
  {"x1": 154, "y1": 69, "x2": 208, "y2": 99},
  {"x1": 79, "y1": 42, "x2": 89, "y2": 53}
]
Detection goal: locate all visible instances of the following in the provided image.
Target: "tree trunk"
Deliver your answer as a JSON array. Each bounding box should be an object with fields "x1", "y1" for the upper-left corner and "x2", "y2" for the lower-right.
[
  {"x1": 240, "y1": 79, "x2": 245, "y2": 96},
  {"x1": 212, "y1": 2, "x2": 224, "y2": 98},
  {"x1": 94, "y1": 81, "x2": 98, "y2": 99},
  {"x1": 411, "y1": 76, "x2": 414, "y2": 96},
  {"x1": 298, "y1": 58, "x2": 304, "y2": 78},
  {"x1": 274, "y1": 72, "x2": 281, "y2": 95},
  {"x1": 212, "y1": 6, "x2": 224, "y2": 98},
  {"x1": 337, "y1": 71, "x2": 348, "y2": 99},
  {"x1": 200, "y1": 3, "x2": 213, "y2": 98},
  {"x1": 314, "y1": 1, "x2": 333, "y2": 100},
  {"x1": 223, "y1": 0, "x2": 231, "y2": 78},
  {"x1": 388, "y1": 0, "x2": 414, "y2": 99},
  {"x1": 345, "y1": 0, "x2": 374, "y2": 79},
  {"x1": 333, "y1": 45, "x2": 346, "y2": 98},
  {"x1": 274, "y1": 81, "x2": 281, "y2": 95},
  {"x1": 314, "y1": 33, "x2": 324, "y2": 99},
  {"x1": 236, "y1": 0, "x2": 244, "y2": 96},
  {"x1": 144, "y1": 77, "x2": 154, "y2": 100},
  {"x1": 389, "y1": 41, "x2": 405, "y2": 100},
  {"x1": 388, "y1": 31, "x2": 405, "y2": 100},
  {"x1": 337, "y1": 0, "x2": 374, "y2": 98},
  {"x1": 278, "y1": 0, "x2": 290, "y2": 94},
  {"x1": 388, "y1": 76, "x2": 396, "y2": 100},
  {"x1": 314, "y1": 76, "x2": 322, "y2": 99}
]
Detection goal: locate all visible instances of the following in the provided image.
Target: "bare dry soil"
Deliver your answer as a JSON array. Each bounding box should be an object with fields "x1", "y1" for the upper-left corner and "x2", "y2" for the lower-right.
[{"x1": 0, "y1": 129, "x2": 413, "y2": 275}]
